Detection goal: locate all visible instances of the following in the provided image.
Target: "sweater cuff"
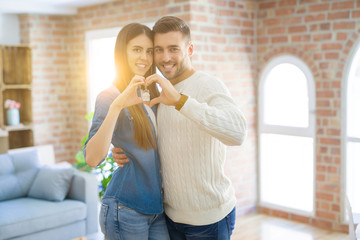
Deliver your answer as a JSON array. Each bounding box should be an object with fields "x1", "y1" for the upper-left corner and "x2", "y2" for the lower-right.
[{"x1": 175, "y1": 94, "x2": 189, "y2": 111}]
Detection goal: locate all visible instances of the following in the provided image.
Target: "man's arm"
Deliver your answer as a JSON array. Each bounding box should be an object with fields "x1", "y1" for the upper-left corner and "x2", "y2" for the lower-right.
[
  {"x1": 179, "y1": 87, "x2": 247, "y2": 146},
  {"x1": 112, "y1": 147, "x2": 129, "y2": 167},
  {"x1": 146, "y1": 73, "x2": 247, "y2": 146}
]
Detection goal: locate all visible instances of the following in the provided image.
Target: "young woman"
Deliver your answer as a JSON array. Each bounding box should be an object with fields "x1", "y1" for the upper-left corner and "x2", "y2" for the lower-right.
[{"x1": 84, "y1": 23, "x2": 169, "y2": 240}]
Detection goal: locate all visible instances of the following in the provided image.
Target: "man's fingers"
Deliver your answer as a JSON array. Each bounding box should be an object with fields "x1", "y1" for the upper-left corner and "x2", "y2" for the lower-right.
[
  {"x1": 112, "y1": 147, "x2": 123, "y2": 154},
  {"x1": 145, "y1": 74, "x2": 163, "y2": 87},
  {"x1": 149, "y1": 97, "x2": 161, "y2": 107}
]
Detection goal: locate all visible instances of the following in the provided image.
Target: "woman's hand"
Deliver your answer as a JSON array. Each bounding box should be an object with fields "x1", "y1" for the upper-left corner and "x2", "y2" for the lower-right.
[{"x1": 111, "y1": 75, "x2": 145, "y2": 111}]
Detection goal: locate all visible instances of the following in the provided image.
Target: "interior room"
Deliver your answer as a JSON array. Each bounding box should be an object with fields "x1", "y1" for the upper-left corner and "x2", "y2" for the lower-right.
[{"x1": 0, "y1": 0, "x2": 359, "y2": 239}]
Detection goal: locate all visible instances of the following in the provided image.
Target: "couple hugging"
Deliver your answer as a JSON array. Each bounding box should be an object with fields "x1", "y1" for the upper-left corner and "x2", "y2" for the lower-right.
[{"x1": 84, "y1": 16, "x2": 247, "y2": 240}]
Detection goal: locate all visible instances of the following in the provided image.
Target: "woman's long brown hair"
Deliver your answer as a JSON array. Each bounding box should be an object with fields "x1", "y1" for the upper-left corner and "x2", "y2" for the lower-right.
[{"x1": 113, "y1": 23, "x2": 159, "y2": 150}]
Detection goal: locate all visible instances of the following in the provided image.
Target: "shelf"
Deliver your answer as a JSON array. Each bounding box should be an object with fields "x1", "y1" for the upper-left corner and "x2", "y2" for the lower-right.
[
  {"x1": 0, "y1": 45, "x2": 33, "y2": 150},
  {"x1": 4, "y1": 123, "x2": 33, "y2": 132},
  {"x1": 8, "y1": 130, "x2": 33, "y2": 149},
  {"x1": 3, "y1": 84, "x2": 32, "y2": 90},
  {"x1": 1, "y1": 46, "x2": 32, "y2": 85},
  {"x1": 2, "y1": 89, "x2": 32, "y2": 125}
]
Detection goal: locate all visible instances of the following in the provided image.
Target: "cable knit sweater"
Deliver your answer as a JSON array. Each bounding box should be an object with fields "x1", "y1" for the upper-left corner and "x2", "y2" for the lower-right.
[{"x1": 157, "y1": 71, "x2": 247, "y2": 225}]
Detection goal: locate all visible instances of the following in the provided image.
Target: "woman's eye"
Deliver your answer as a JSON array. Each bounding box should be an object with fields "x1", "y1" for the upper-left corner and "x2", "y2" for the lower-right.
[
  {"x1": 133, "y1": 48, "x2": 141, "y2": 53},
  {"x1": 147, "y1": 50, "x2": 153, "y2": 55}
]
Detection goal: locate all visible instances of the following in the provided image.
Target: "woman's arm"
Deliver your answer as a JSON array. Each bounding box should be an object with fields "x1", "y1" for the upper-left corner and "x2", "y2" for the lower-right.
[
  {"x1": 85, "y1": 103, "x2": 123, "y2": 167},
  {"x1": 85, "y1": 76, "x2": 145, "y2": 167}
]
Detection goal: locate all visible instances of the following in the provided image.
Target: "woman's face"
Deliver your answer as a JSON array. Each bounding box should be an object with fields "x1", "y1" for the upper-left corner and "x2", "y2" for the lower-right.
[{"x1": 126, "y1": 34, "x2": 153, "y2": 76}]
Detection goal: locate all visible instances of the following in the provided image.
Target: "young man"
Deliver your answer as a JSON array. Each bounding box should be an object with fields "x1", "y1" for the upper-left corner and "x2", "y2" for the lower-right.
[{"x1": 114, "y1": 16, "x2": 247, "y2": 239}]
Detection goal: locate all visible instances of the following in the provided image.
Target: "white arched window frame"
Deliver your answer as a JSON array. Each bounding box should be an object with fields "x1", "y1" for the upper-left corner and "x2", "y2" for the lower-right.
[
  {"x1": 258, "y1": 55, "x2": 316, "y2": 216},
  {"x1": 342, "y1": 39, "x2": 360, "y2": 223}
]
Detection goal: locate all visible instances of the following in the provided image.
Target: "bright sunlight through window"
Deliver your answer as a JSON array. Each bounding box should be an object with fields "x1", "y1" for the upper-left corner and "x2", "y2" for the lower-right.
[
  {"x1": 259, "y1": 56, "x2": 315, "y2": 214},
  {"x1": 346, "y1": 43, "x2": 360, "y2": 214},
  {"x1": 87, "y1": 35, "x2": 117, "y2": 113}
]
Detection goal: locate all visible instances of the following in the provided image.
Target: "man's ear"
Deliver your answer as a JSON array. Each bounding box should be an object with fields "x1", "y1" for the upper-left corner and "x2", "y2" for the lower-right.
[{"x1": 188, "y1": 41, "x2": 194, "y2": 57}]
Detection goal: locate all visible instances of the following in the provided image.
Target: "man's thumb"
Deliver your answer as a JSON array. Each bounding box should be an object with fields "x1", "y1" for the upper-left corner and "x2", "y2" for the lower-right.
[{"x1": 149, "y1": 97, "x2": 161, "y2": 107}]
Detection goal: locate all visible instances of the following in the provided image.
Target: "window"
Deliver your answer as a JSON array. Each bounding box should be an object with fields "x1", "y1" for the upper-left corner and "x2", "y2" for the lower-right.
[
  {"x1": 259, "y1": 55, "x2": 315, "y2": 214},
  {"x1": 345, "y1": 41, "x2": 360, "y2": 216},
  {"x1": 86, "y1": 27, "x2": 120, "y2": 113}
]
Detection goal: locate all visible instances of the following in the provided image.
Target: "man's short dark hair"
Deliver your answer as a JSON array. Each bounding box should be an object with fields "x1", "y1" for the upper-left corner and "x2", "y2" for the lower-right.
[{"x1": 153, "y1": 16, "x2": 191, "y2": 42}]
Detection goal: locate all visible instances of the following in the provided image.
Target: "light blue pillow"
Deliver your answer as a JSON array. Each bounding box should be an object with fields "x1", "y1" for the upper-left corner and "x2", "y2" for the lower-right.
[{"x1": 28, "y1": 167, "x2": 75, "y2": 201}]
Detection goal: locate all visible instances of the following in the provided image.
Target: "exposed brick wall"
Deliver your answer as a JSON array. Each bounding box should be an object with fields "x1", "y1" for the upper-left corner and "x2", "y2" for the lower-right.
[
  {"x1": 257, "y1": 0, "x2": 360, "y2": 232},
  {"x1": 18, "y1": 15, "x2": 77, "y2": 162}
]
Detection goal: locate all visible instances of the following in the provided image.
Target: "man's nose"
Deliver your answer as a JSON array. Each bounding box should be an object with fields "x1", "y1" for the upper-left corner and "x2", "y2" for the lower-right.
[{"x1": 162, "y1": 50, "x2": 171, "y2": 62}]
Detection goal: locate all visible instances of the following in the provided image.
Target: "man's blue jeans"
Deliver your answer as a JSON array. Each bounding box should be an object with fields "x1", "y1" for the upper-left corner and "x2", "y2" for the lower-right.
[
  {"x1": 165, "y1": 207, "x2": 236, "y2": 240},
  {"x1": 99, "y1": 198, "x2": 170, "y2": 240}
]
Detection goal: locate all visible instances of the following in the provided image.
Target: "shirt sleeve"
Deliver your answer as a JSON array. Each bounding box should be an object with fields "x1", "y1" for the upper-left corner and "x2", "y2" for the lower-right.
[
  {"x1": 179, "y1": 78, "x2": 247, "y2": 146},
  {"x1": 83, "y1": 92, "x2": 114, "y2": 161}
]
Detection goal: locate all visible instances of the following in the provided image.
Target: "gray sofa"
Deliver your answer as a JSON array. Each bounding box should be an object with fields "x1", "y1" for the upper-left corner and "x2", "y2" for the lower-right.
[{"x1": 0, "y1": 147, "x2": 99, "y2": 240}]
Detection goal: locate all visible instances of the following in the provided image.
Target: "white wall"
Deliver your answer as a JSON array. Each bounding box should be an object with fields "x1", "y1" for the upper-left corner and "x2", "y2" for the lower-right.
[{"x1": 0, "y1": 14, "x2": 20, "y2": 45}]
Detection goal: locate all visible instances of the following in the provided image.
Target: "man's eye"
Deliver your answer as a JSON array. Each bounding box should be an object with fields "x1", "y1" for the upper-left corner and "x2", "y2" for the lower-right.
[
  {"x1": 147, "y1": 50, "x2": 153, "y2": 55},
  {"x1": 170, "y1": 48, "x2": 179, "y2": 52},
  {"x1": 155, "y1": 48, "x2": 162, "y2": 53},
  {"x1": 133, "y1": 48, "x2": 141, "y2": 53}
]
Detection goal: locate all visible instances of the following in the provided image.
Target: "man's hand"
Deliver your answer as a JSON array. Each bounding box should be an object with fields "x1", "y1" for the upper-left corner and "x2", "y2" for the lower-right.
[
  {"x1": 145, "y1": 74, "x2": 181, "y2": 107},
  {"x1": 112, "y1": 147, "x2": 129, "y2": 168}
]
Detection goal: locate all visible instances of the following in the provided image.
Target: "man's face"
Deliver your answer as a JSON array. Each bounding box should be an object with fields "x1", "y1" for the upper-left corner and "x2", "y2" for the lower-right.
[{"x1": 154, "y1": 31, "x2": 192, "y2": 82}]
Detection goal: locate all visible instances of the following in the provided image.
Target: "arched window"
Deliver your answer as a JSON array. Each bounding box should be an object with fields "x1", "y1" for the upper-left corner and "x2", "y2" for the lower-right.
[
  {"x1": 344, "y1": 41, "x2": 360, "y2": 216},
  {"x1": 259, "y1": 55, "x2": 316, "y2": 214}
]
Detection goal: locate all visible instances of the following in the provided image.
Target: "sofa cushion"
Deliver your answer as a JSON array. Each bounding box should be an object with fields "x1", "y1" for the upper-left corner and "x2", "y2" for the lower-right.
[
  {"x1": 0, "y1": 150, "x2": 39, "y2": 201},
  {"x1": 28, "y1": 167, "x2": 75, "y2": 201},
  {"x1": 0, "y1": 197, "x2": 87, "y2": 240}
]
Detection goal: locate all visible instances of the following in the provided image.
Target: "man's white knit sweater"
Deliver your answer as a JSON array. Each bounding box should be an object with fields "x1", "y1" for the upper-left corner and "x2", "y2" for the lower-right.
[{"x1": 157, "y1": 71, "x2": 247, "y2": 225}]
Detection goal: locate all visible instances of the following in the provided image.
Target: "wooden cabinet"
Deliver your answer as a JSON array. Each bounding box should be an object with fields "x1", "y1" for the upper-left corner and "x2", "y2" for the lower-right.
[{"x1": 0, "y1": 45, "x2": 33, "y2": 150}]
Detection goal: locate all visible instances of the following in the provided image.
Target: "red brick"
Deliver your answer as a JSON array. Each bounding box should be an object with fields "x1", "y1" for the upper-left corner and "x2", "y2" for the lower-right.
[
  {"x1": 333, "y1": 21, "x2": 356, "y2": 30},
  {"x1": 353, "y1": 10, "x2": 360, "y2": 18},
  {"x1": 268, "y1": 27, "x2": 286, "y2": 35},
  {"x1": 264, "y1": 18, "x2": 281, "y2": 26},
  {"x1": 328, "y1": 11, "x2": 350, "y2": 20},
  {"x1": 305, "y1": 14, "x2": 325, "y2": 22},
  {"x1": 320, "y1": 137, "x2": 340, "y2": 145},
  {"x1": 259, "y1": 2, "x2": 276, "y2": 9},
  {"x1": 309, "y1": 3, "x2": 330, "y2": 12},
  {"x1": 316, "y1": 210, "x2": 336, "y2": 220},
  {"x1": 316, "y1": 193, "x2": 334, "y2": 201},
  {"x1": 313, "y1": 33, "x2": 332, "y2": 41},
  {"x1": 275, "y1": 8, "x2": 294, "y2": 16},
  {"x1": 332, "y1": 1, "x2": 354, "y2": 10},
  {"x1": 271, "y1": 36, "x2": 288, "y2": 43},
  {"x1": 288, "y1": 25, "x2": 307, "y2": 33},
  {"x1": 279, "y1": 0, "x2": 297, "y2": 6},
  {"x1": 321, "y1": 43, "x2": 343, "y2": 51},
  {"x1": 325, "y1": 52, "x2": 339, "y2": 59},
  {"x1": 336, "y1": 32, "x2": 348, "y2": 40}
]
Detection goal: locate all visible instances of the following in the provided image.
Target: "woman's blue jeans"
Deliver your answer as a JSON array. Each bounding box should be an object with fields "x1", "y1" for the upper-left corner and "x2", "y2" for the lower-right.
[
  {"x1": 165, "y1": 207, "x2": 236, "y2": 240},
  {"x1": 99, "y1": 198, "x2": 170, "y2": 240}
]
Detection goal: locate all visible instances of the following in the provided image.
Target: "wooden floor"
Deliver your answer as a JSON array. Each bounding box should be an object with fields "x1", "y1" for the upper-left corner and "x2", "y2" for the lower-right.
[
  {"x1": 232, "y1": 214, "x2": 349, "y2": 240},
  {"x1": 79, "y1": 213, "x2": 349, "y2": 240}
]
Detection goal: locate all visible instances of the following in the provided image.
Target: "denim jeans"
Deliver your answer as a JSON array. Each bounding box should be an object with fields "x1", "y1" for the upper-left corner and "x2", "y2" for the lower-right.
[
  {"x1": 165, "y1": 207, "x2": 236, "y2": 240},
  {"x1": 99, "y1": 198, "x2": 170, "y2": 240}
]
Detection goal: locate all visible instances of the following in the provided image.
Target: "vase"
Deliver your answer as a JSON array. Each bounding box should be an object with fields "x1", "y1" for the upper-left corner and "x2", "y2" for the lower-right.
[{"x1": 7, "y1": 108, "x2": 20, "y2": 126}]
